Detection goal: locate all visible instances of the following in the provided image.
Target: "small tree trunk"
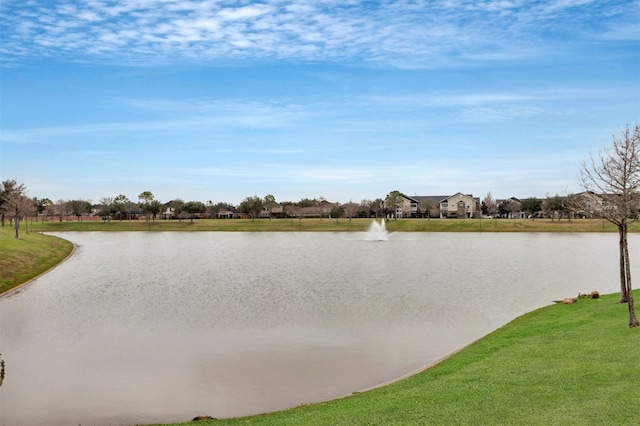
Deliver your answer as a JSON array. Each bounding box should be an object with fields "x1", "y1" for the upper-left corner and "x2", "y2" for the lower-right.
[
  {"x1": 619, "y1": 225, "x2": 629, "y2": 303},
  {"x1": 627, "y1": 284, "x2": 639, "y2": 327},
  {"x1": 622, "y1": 227, "x2": 639, "y2": 327}
]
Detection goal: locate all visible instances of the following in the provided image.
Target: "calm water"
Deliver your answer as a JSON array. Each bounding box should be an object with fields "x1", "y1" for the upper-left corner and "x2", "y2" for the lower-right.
[{"x1": 0, "y1": 231, "x2": 630, "y2": 425}]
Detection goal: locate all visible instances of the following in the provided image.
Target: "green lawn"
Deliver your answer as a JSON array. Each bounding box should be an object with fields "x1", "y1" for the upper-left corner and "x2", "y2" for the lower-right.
[
  {"x1": 36, "y1": 217, "x2": 639, "y2": 232},
  {"x1": 155, "y1": 292, "x2": 640, "y2": 426},
  {"x1": 0, "y1": 224, "x2": 74, "y2": 294}
]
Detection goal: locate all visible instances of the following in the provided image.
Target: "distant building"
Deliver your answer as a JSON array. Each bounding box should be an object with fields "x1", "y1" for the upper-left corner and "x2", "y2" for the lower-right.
[{"x1": 438, "y1": 193, "x2": 481, "y2": 218}]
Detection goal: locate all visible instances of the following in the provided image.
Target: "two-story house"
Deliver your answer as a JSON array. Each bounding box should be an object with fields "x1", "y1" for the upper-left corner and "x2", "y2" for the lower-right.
[
  {"x1": 439, "y1": 193, "x2": 481, "y2": 218},
  {"x1": 384, "y1": 193, "x2": 419, "y2": 218}
]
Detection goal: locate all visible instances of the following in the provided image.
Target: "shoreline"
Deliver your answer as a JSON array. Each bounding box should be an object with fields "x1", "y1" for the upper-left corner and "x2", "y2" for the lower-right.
[
  {"x1": 0, "y1": 234, "x2": 76, "y2": 298},
  {"x1": 32, "y1": 217, "x2": 631, "y2": 233},
  {"x1": 2, "y1": 229, "x2": 633, "y2": 425}
]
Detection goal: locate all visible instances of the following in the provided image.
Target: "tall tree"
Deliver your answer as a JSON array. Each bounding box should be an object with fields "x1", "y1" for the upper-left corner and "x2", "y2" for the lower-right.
[
  {"x1": 359, "y1": 199, "x2": 374, "y2": 218},
  {"x1": 343, "y1": 201, "x2": 359, "y2": 221},
  {"x1": 68, "y1": 199, "x2": 92, "y2": 221},
  {"x1": 113, "y1": 194, "x2": 130, "y2": 222},
  {"x1": 99, "y1": 197, "x2": 115, "y2": 222},
  {"x1": 581, "y1": 124, "x2": 640, "y2": 327},
  {"x1": 385, "y1": 190, "x2": 403, "y2": 219},
  {"x1": 482, "y1": 192, "x2": 497, "y2": 217},
  {"x1": 170, "y1": 199, "x2": 185, "y2": 220},
  {"x1": 317, "y1": 197, "x2": 330, "y2": 220},
  {"x1": 0, "y1": 180, "x2": 28, "y2": 238},
  {"x1": 183, "y1": 200, "x2": 206, "y2": 222},
  {"x1": 497, "y1": 199, "x2": 512, "y2": 218},
  {"x1": 418, "y1": 199, "x2": 434, "y2": 219},
  {"x1": 37, "y1": 198, "x2": 53, "y2": 222},
  {"x1": 147, "y1": 199, "x2": 162, "y2": 222},
  {"x1": 263, "y1": 194, "x2": 277, "y2": 220},
  {"x1": 543, "y1": 194, "x2": 564, "y2": 221},
  {"x1": 1, "y1": 179, "x2": 23, "y2": 227},
  {"x1": 42, "y1": 198, "x2": 55, "y2": 224},
  {"x1": 138, "y1": 191, "x2": 155, "y2": 222},
  {"x1": 371, "y1": 198, "x2": 384, "y2": 219},
  {"x1": 239, "y1": 195, "x2": 264, "y2": 220},
  {"x1": 520, "y1": 197, "x2": 542, "y2": 219},
  {"x1": 331, "y1": 204, "x2": 344, "y2": 220},
  {"x1": 54, "y1": 199, "x2": 71, "y2": 222}
]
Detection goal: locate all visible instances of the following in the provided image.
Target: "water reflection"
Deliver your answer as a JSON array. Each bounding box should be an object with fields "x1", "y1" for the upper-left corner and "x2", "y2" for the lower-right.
[{"x1": 0, "y1": 232, "x2": 633, "y2": 426}]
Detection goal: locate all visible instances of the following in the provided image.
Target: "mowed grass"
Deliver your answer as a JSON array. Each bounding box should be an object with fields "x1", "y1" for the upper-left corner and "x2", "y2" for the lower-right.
[
  {"x1": 38, "y1": 217, "x2": 640, "y2": 233},
  {"x1": 156, "y1": 292, "x2": 640, "y2": 426},
  {"x1": 0, "y1": 224, "x2": 74, "y2": 294}
]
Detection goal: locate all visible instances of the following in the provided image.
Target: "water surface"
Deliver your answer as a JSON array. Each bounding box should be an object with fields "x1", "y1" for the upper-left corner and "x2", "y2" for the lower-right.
[{"x1": 0, "y1": 232, "x2": 628, "y2": 425}]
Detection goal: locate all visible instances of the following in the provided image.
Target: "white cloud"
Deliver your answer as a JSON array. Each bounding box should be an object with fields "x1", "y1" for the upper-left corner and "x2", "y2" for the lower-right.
[
  {"x1": 1, "y1": 0, "x2": 636, "y2": 67},
  {"x1": 219, "y1": 5, "x2": 270, "y2": 21}
]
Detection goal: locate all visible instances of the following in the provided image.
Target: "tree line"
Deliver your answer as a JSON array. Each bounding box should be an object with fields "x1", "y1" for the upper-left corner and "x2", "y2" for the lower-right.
[{"x1": 0, "y1": 182, "x2": 611, "y2": 234}]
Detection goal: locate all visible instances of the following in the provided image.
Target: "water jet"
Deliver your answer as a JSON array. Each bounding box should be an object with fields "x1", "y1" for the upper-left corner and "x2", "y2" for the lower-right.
[{"x1": 365, "y1": 219, "x2": 389, "y2": 241}]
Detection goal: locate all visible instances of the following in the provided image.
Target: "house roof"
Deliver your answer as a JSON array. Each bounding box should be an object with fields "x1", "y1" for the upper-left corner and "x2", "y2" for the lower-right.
[
  {"x1": 436, "y1": 192, "x2": 480, "y2": 203},
  {"x1": 400, "y1": 193, "x2": 420, "y2": 203},
  {"x1": 413, "y1": 195, "x2": 448, "y2": 205},
  {"x1": 496, "y1": 197, "x2": 522, "y2": 204}
]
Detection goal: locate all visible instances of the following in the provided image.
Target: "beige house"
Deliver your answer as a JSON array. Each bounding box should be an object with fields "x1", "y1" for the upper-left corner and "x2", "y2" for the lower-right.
[
  {"x1": 570, "y1": 191, "x2": 604, "y2": 218},
  {"x1": 439, "y1": 193, "x2": 480, "y2": 218},
  {"x1": 497, "y1": 197, "x2": 523, "y2": 218},
  {"x1": 398, "y1": 194, "x2": 418, "y2": 218},
  {"x1": 384, "y1": 193, "x2": 419, "y2": 218}
]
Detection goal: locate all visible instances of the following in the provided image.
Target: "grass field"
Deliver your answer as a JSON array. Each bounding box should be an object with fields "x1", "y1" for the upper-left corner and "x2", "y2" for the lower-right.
[
  {"x1": 0, "y1": 224, "x2": 74, "y2": 295},
  {"x1": 153, "y1": 291, "x2": 640, "y2": 426},
  {"x1": 32, "y1": 217, "x2": 640, "y2": 233}
]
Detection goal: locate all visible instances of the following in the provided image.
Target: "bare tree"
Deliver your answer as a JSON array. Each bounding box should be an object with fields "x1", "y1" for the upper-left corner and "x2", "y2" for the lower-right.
[
  {"x1": 318, "y1": 197, "x2": 331, "y2": 221},
  {"x1": 23, "y1": 197, "x2": 36, "y2": 234},
  {"x1": 581, "y1": 124, "x2": 640, "y2": 327},
  {"x1": 418, "y1": 199, "x2": 434, "y2": 219},
  {"x1": 1, "y1": 179, "x2": 23, "y2": 227},
  {"x1": 1, "y1": 180, "x2": 28, "y2": 238},
  {"x1": 358, "y1": 199, "x2": 372, "y2": 218},
  {"x1": 343, "y1": 201, "x2": 359, "y2": 221},
  {"x1": 55, "y1": 199, "x2": 72, "y2": 222},
  {"x1": 284, "y1": 203, "x2": 300, "y2": 224},
  {"x1": 482, "y1": 192, "x2": 497, "y2": 217}
]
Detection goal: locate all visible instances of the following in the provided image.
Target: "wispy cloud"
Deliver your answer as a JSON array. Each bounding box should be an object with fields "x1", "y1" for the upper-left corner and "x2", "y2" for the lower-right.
[
  {"x1": 3, "y1": 85, "x2": 599, "y2": 144},
  {"x1": 1, "y1": 0, "x2": 636, "y2": 67}
]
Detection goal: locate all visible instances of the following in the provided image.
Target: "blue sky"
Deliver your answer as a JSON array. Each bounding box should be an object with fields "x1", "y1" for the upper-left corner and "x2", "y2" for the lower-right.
[{"x1": 1, "y1": 0, "x2": 639, "y2": 205}]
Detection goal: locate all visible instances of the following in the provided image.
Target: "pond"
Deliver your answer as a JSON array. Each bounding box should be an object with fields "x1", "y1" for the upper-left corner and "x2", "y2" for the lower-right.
[{"x1": 0, "y1": 231, "x2": 630, "y2": 425}]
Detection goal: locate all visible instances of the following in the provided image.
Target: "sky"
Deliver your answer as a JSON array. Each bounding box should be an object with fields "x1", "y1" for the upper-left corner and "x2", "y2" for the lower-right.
[{"x1": 1, "y1": 0, "x2": 639, "y2": 206}]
